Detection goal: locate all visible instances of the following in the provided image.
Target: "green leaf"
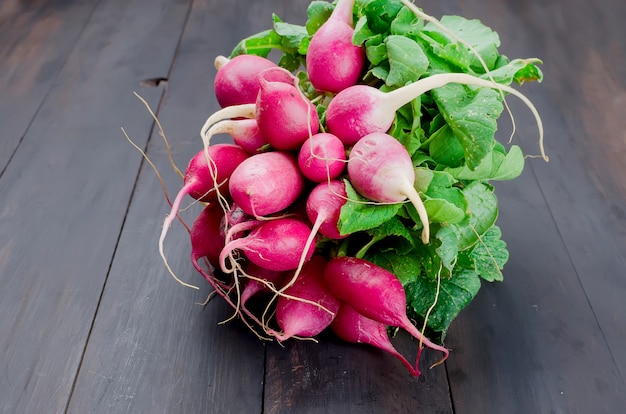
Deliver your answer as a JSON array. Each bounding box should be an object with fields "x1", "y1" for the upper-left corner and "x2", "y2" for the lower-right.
[
  {"x1": 356, "y1": 216, "x2": 416, "y2": 259},
  {"x1": 362, "y1": 0, "x2": 404, "y2": 34},
  {"x1": 435, "y1": 224, "x2": 460, "y2": 272},
  {"x1": 427, "y1": 124, "x2": 465, "y2": 168},
  {"x1": 367, "y1": 248, "x2": 422, "y2": 286},
  {"x1": 445, "y1": 144, "x2": 525, "y2": 181},
  {"x1": 431, "y1": 83, "x2": 504, "y2": 170},
  {"x1": 481, "y1": 58, "x2": 544, "y2": 85},
  {"x1": 469, "y1": 225, "x2": 509, "y2": 282},
  {"x1": 306, "y1": 1, "x2": 334, "y2": 35},
  {"x1": 422, "y1": 15, "x2": 501, "y2": 72},
  {"x1": 365, "y1": 35, "x2": 388, "y2": 66},
  {"x1": 385, "y1": 35, "x2": 429, "y2": 87},
  {"x1": 273, "y1": 19, "x2": 309, "y2": 50},
  {"x1": 390, "y1": 6, "x2": 424, "y2": 37},
  {"x1": 453, "y1": 181, "x2": 498, "y2": 250},
  {"x1": 410, "y1": 169, "x2": 467, "y2": 224},
  {"x1": 230, "y1": 29, "x2": 283, "y2": 57},
  {"x1": 406, "y1": 269, "x2": 481, "y2": 336},
  {"x1": 353, "y1": 16, "x2": 377, "y2": 46},
  {"x1": 338, "y1": 180, "x2": 403, "y2": 235}
]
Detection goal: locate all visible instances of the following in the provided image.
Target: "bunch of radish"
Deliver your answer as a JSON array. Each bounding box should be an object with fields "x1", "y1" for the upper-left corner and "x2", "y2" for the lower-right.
[{"x1": 154, "y1": 0, "x2": 546, "y2": 377}]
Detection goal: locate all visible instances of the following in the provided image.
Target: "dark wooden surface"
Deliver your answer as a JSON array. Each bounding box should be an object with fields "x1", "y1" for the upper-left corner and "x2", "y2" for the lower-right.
[{"x1": 1, "y1": 0, "x2": 624, "y2": 412}]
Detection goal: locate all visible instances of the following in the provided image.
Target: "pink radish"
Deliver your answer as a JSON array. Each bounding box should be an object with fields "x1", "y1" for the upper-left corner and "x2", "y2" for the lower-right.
[
  {"x1": 325, "y1": 72, "x2": 544, "y2": 147},
  {"x1": 189, "y1": 204, "x2": 240, "y2": 309},
  {"x1": 228, "y1": 151, "x2": 305, "y2": 217},
  {"x1": 331, "y1": 303, "x2": 419, "y2": 377},
  {"x1": 200, "y1": 65, "x2": 295, "y2": 140},
  {"x1": 213, "y1": 54, "x2": 277, "y2": 108},
  {"x1": 297, "y1": 133, "x2": 346, "y2": 183},
  {"x1": 159, "y1": 145, "x2": 248, "y2": 288},
  {"x1": 323, "y1": 256, "x2": 449, "y2": 369},
  {"x1": 305, "y1": 180, "x2": 348, "y2": 240},
  {"x1": 191, "y1": 203, "x2": 226, "y2": 268},
  {"x1": 348, "y1": 132, "x2": 430, "y2": 243},
  {"x1": 239, "y1": 262, "x2": 287, "y2": 327},
  {"x1": 255, "y1": 67, "x2": 320, "y2": 151},
  {"x1": 219, "y1": 217, "x2": 316, "y2": 272},
  {"x1": 268, "y1": 256, "x2": 341, "y2": 341},
  {"x1": 241, "y1": 262, "x2": 287, "y2": 307},
  {"x1": 306, "y1": 0, "x2": 365, "y2": 93}
]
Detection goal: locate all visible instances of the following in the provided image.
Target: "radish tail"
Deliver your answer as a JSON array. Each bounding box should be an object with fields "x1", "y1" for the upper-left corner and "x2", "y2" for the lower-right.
[
  {"x1": 158, "y1": 183, "x2": 199, "y2": 289},
  {"x1": 200, "y1": 103, "x2": 256, "y2": 140},
  {"x1": 399, "y1": 181, "x2": 430, "y2": 244},
  {"x1": 384, "y1": 73, "x2": 546, "y2": 162}
]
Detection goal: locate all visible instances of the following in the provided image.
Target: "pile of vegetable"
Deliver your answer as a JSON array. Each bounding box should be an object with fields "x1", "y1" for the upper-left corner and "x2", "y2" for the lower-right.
[{"x1": 155, "y1": 0, "x2": 547, "y2": 377}]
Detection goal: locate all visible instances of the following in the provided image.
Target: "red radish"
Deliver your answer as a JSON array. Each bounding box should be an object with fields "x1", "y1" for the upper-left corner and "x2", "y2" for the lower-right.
[
  {"x1": 202, "y1": 119, "x2": 267, "y2": 155},
  {"x1": 240, "y1": 262, "x2": 287, "y2": 307},
  {"x1": 306, "y1": 0, "x2": 364, "y2": 93},
  {"x1": 331, "y1": 303, "x2": 419, "y2": 377},
  {"x1": 239, "y1": 262, "x2": 287, "y2": 327},
  {"x1": 348, "y1": 132, "x2": 430, "y2": 243},
  {"x1": 228, "y1": 151, "x2": 305, "y2": 217},
  {"x1": 323, "y1": 256, "x2": 449, "y2": 369},
  {"x1": 255, "y1": 67, "x2": 320, "y2": 151},
  {"x1": 189, "y1": 204, "x2": 239, "y2": 308},
  {"x1": 219, "y1": 217, "x2": 316, "y2": 273},
  {"x1": 213, "y1": 54, "x2": 277, "y2": 108},
  {"x1": 220, "y1": 203, "x2": 249, "y2": 240},
  {"x1": 305, "y1": 180, "x2": 348, "y2": 240},
  {"x1": 159, "y1": 145, "x2": 249, "y2": 287},
  {"x1": 268, "y1": 256, "x2": 341, "y2": 341},
  {"x1": 191, "y1": 203, "x2": 226, "y2": 268},
  {"x1": 325, "y1": 72, "x2": 544, "y2": 146},
  {"x1": 200, "y1": 66, "x2": 294, "y2": 140},
  {"x1": 297, "y1": 133, "x2": 346, "y2": 182}
]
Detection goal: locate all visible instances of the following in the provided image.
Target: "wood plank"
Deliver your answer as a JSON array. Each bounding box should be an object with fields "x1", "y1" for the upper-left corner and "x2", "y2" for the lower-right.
[
  {"x1": 495, "y1": 0, "x2": 626, "y2": 377},
  {"x1": 414, "y1": 0, "x2": 626, "y2": 410},
  {"x1": 265, "y1": 332, "x2": 453, "y2": 413},
  {"x1": 65, "y1": 0, "x2": 311, "y2": 412},
  {"x1": 0, "y1": 0, "x2": 98, "y2": 171},
  {"x1": 0, "y1": 0, "x2": 191, "y2": 412}
]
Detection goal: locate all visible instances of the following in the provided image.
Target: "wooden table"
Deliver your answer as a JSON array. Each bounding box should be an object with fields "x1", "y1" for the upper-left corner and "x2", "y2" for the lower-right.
[{"x1": 1, "y1": 0, "x2": 625, "y2": 412}]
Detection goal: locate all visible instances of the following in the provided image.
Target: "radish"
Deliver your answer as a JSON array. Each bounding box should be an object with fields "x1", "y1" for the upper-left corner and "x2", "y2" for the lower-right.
[
  {"x1": 191, "y1": 203, "x2": 226, "y2": 268},
  {"x1": 325, "y1": 72, "x2": 544, "y2": 147},
  {"x1": 305, "y1": 180, "x2": 348, "y2": 240},
  {"x1": 201, "y1": 67, "x2": 318, "y2": 157},
  {"x1": 189, "y1": 204, "x2": 240, "y2": 307},
  {"x1": 228, "y1": 151, "x2": 305, "y2": 217},
  {"x1": 306, "y1": 0, "x2": 365, "y2": 93},
  {"x1": 268, "y1": 256, "x2": 341, "y2": 341},
  {"x1": 219, "y1": 217, "x2": 316, "y2": 273},
  {"x1": 202, "y1": 119, "x2": 267, "y2": 155},
  {"x1": 158, "y1": 145, "x2": 248, "y2": 288},
  {"x1": 323, "y1": 256, "x2": 449, "y2": 369},
  {"x1": 213, "y1": 54, "x2": 277, "y2": 108},
  {"x1": 297, "y1": 133, "x2": 347, "y2": 183},
  {"x1": 200, "y1": 65, "x2": 295, "y2": 139},
  {"x1": 239, "y1": 262, "x2": 287, "y2": 327},
  {"x1": 331, "y1": 303, "x2": 419, "y2": 377},
  {"x1": 240, "y1": 262, "x2": 287, "y2": 308},
  {"x1": 348, "y1": 132, "x2": 430, "y2": 243},
  {"x1": 255, "y1": 67, "x2": 320, "y2": 151}
]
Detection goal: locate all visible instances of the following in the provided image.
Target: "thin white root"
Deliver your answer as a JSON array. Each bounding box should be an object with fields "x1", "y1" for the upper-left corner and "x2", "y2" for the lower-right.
[
  {"x1": 133, "y1": 91, "x2": 184, "y2": 179},
  {"x1": 158, "y1": 216, "x2": 200, "y2": 290}
]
